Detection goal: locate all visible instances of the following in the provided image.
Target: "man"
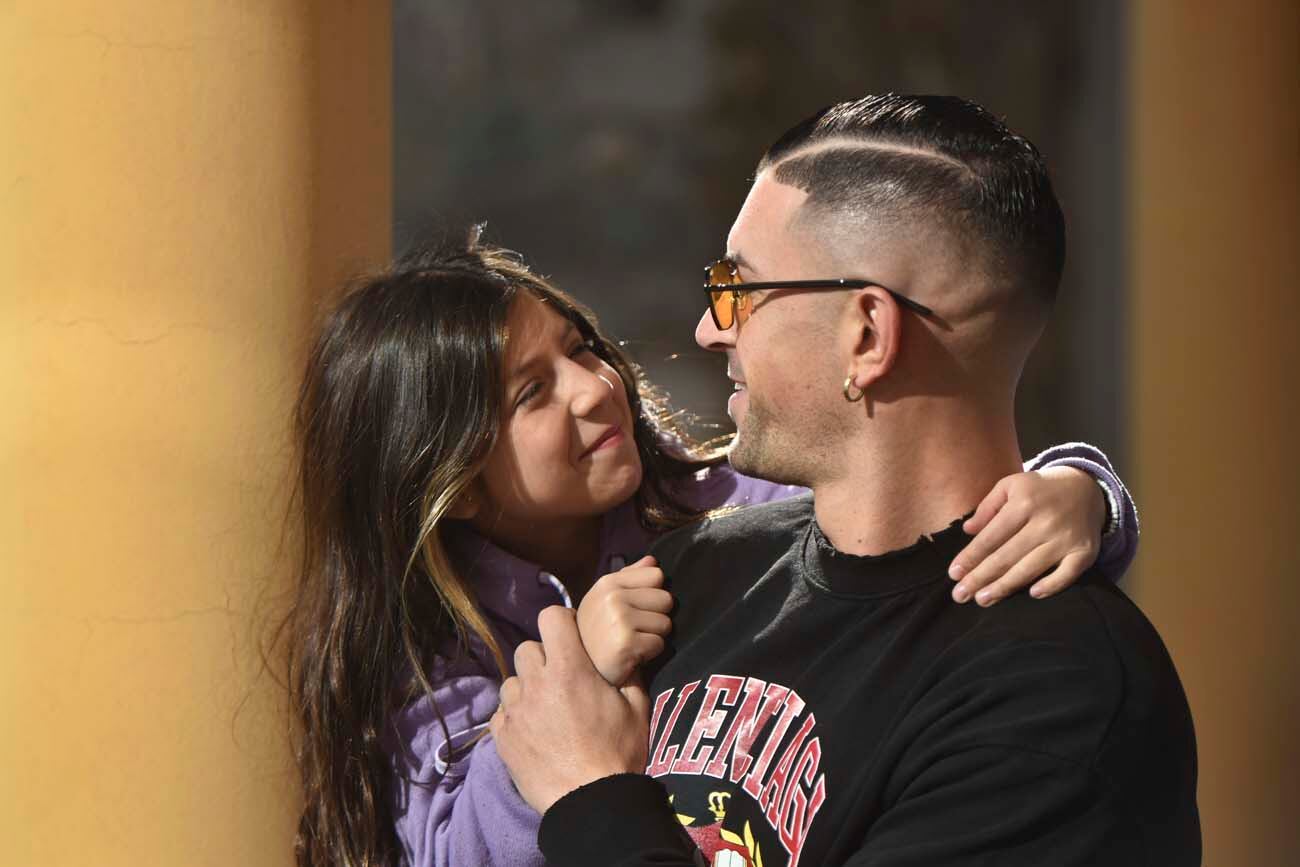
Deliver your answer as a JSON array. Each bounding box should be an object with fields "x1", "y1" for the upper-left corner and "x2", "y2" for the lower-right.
[{"x1": 490, "y1": 95, "x2": 1200, "y2": 865}]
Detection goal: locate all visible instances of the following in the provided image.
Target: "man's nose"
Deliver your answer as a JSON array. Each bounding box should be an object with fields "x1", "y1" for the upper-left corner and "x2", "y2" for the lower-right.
[{"x1": 694, "y1": 307, "x2": 733, "y2": 352}]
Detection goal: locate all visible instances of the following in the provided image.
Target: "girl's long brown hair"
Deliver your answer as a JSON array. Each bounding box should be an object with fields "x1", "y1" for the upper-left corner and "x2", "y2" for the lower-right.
[{"x1": 281, "y1": 229, "x2": 723, "y2": 866}]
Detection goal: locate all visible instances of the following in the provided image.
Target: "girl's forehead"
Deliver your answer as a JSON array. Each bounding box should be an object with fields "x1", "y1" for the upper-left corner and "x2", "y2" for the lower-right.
[{"x1": 503, "y1": 293, "x2": 573, "y2": 363}]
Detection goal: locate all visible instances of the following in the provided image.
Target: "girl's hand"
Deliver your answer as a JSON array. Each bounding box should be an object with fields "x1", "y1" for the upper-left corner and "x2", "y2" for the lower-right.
[
  {"x1": 575, "y1": 555, "x2": 674, "y2": 686},
  {"x1": 948, "y1": 466, "x2": 1107, "y2": 606}
]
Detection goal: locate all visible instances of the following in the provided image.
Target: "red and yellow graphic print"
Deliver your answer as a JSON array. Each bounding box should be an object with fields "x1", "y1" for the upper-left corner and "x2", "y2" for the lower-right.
[
  {"x1": 647, "y1": 674, "x2": 827, "y2": 867},
  {"x1": 672, "y1": 791, "x2": 764, "y2": 867}
]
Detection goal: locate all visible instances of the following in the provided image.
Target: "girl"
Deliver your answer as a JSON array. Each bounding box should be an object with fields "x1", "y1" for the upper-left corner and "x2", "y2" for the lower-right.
[{"x1": 283, "y1": 231, "x2": 1137, "y2": 866}]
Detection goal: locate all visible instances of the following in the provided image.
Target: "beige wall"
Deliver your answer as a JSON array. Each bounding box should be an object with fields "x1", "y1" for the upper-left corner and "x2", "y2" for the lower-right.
[
  {"x1": 1131, "y1": 1, "x2": 1299, "y2": 863},
  {"x1": 1, "y1": 3, "x2": 390, "y2": 864}
]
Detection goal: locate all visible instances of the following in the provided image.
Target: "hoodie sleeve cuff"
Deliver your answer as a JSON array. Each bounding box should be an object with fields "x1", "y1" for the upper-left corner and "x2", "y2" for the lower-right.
[{"x1": 1025, "y1": 441, "x2": 1140, "y2": 582}]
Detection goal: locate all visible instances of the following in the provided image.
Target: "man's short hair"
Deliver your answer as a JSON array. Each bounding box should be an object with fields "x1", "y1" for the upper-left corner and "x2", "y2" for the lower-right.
[{"x1": 758, "y1": 94, "x2": 1066, "y2": 307}]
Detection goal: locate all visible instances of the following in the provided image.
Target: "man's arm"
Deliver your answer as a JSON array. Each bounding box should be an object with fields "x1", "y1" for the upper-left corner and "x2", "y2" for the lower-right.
[
  {"x1": 489, "y1": 608, "x2": 651, "y2": 811},
  {"x1": 514, "y1": 604, "x2": 1196, "y2": 866},
  {"x1": 533, "y1": 636, "x2": 1134, "y2": 867},
  {"x1": 534, "y1": 748, "x2": 1133, "y2": 867},
  {"x1": 539, "y1": 775, "x2": 701, "y2": 866},
  {"x1": 490, "y1": 606, "x2": 701, "y2": 866}
]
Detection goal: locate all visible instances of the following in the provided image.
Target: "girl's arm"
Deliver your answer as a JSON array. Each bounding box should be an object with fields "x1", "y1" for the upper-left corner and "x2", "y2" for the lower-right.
[
  {"x1": 699, "y1": 440, "x2": 1139, "y2": 607},
  {"x1": 389, "y1": 673, "x2": 547, "y2": 867},
  {"x1": 946, "y1": 442, "x2": 1139, "y2": 606},
  {"x1": 1024, "y1": 441, "x2": 1138, "y2": 579}
]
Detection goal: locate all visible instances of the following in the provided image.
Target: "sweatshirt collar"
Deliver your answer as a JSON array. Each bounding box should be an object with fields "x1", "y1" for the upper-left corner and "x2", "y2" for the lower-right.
[{"x1": 801, "y1": 511, "x2": 971, "y2": 598}]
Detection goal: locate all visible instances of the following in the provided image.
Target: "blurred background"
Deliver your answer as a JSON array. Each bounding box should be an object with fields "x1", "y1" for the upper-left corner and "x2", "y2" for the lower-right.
[
  {"x1": 3, "y1": 1, "x2": 1296, "y2": 864},
  {"x1": 393, "y1": 0, "x2": 1127, "y2": 461}
]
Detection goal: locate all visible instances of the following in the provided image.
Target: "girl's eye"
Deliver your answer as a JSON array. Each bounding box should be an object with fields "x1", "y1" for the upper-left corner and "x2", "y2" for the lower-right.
[
  {"x1": 515, "y1": 381, "x2": 542, "y2": 408},
  {"x1": 514, "y1": 341, "x2": 594, "y2": 409}
]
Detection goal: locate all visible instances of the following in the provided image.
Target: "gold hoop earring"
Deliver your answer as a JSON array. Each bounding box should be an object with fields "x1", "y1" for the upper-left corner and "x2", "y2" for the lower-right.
[{"x1": 843, "y1": 376, "x2": 865, "y2": 403}]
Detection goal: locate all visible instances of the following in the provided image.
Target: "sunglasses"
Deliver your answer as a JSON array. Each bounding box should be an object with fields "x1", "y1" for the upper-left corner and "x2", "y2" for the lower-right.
[{"x1": 703, "y1": 258, "x2": 935, "y2": 331}]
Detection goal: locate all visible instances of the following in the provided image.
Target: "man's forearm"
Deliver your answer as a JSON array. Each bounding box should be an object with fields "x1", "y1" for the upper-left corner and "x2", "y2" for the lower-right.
[{"x1": 538, "y1": 774, "x2": 700, "y2": 866}]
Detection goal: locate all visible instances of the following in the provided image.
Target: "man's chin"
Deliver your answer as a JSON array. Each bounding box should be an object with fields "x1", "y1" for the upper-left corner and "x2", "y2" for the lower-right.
[
  {"x1": 725, "y1": 433, "x2": 763, "y2": 480},
  {"x1": 727, "y1": 419, "x2": 807, "y2": 487},
  {"x1": 725, "y1": 445, "x2": 750, "y2": 477}
]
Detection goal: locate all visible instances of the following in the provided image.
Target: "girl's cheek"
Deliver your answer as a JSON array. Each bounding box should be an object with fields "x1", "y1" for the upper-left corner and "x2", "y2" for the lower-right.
[{"x1": 527, "y1": 414, "x2": 567, "y2": 471}]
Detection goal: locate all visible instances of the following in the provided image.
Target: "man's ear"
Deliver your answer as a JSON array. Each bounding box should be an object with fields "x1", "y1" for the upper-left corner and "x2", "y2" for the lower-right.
[
  {"x1": 847, "y1": 287, "x2": 904, "y2": 391},
  {"x1": 446, "y1": 479, "x2": 484, "y2": 520}
]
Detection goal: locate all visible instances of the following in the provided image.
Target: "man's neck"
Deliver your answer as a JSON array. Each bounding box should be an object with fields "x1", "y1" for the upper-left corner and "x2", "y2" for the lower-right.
[{"x1": 812, "y1": 406, "x2": 1024, "y2": 557}]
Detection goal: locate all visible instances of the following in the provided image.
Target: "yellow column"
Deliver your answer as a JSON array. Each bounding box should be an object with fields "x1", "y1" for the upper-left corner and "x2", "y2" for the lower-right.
[
  {"x1": 1131, "y1": 1, "x2": 1298, "y2": 863},
  {"x1": 1, "y1": 3, "x2": 390, "y2": 865}
]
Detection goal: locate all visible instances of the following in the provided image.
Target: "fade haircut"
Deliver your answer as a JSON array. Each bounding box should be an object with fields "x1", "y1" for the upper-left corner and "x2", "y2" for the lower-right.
[{"x1": 758, "y1": 94, "x2": 1066, "y2": 307}]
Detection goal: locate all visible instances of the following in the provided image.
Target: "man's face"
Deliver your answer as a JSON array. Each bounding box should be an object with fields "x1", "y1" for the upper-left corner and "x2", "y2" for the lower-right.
[{"x1": 694, "y1": 173, "x2": 847, "y2": 485}]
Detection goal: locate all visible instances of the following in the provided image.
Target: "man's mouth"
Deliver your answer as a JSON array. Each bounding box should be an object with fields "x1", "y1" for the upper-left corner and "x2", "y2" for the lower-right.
[{"x1": 727, "y1": 364, "x2": 746, "y2": 390}]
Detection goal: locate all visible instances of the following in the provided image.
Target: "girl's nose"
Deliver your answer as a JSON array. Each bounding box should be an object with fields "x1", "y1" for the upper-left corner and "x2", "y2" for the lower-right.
[{"x1": 569, "y1": 364, "x2": 615, "y2": 417}]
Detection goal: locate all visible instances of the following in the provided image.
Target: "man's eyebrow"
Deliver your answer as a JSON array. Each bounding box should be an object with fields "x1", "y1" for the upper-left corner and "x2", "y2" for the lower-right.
[{"x1": 728, "y1": 250, "x2": 757, "y2": 276}]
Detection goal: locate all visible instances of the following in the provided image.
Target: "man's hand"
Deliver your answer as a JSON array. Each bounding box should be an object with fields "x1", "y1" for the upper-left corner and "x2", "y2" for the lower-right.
[
  {"x1": 576, "y1": 555, "x2": 674, "y2": 686},
  {"x1": 491, "y1": 605, "x2": 651, "y2": 814}
]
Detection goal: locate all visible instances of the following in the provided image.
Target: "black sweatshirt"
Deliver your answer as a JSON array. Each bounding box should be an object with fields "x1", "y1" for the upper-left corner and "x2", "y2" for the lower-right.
[{"x1": 539, "y1": 495, "x2": 1200, "y2": 866}]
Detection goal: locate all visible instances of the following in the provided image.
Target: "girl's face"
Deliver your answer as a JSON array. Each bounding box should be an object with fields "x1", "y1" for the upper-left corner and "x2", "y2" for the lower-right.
[{"x1": 473, "y1": 294, "x2": 643, "y2": 530}]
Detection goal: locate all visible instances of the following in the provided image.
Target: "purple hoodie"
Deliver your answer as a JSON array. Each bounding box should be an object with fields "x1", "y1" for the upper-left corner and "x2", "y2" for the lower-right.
[{"x1": 385, "y1": 442, "x2": 1138, "y2": 867}]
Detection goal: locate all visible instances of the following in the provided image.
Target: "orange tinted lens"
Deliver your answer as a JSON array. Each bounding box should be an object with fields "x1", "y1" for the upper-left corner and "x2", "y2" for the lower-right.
[
  {"x1": 706, "y1": 259, "x2": 737, "y2": 287},
  {"x1": 709, "y1": 289, "x2": 734, "y2": 329},
  {"x1": 733, "y1": 291, "x2": 751, "y2": 326},
  {"x1": 706, "y1": 260, "x2": 740, "y2": 329}
]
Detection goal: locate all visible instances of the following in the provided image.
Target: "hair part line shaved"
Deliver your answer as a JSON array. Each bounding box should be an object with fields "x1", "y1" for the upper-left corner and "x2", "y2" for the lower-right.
[{"x1": 755, "y1": 95, "x2": 1066, "y2": 311}]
